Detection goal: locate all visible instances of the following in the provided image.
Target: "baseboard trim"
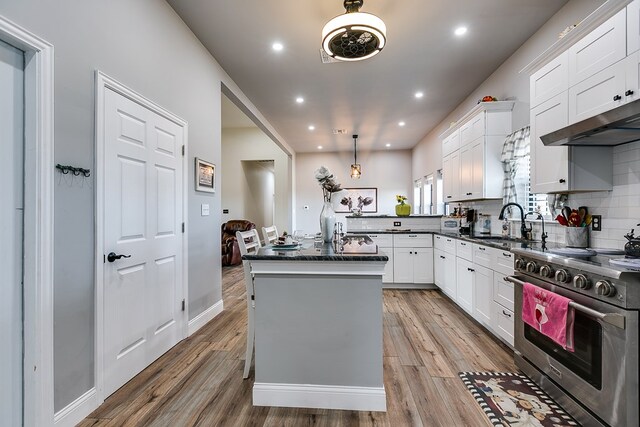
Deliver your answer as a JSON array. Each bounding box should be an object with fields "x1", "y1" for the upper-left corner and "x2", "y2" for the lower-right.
[
  {"x1": 188, "y1": 299, "x2": 224, "y2": 335},
  {"x1": 253, "y1": 382, "x2": 386, "y2": 412},
  {"x1": 54, "y1": 387, "x2": 99, "y2": 427},
  {"x1": 383, "y1": 283, "x2": 437, "y2": 290}
]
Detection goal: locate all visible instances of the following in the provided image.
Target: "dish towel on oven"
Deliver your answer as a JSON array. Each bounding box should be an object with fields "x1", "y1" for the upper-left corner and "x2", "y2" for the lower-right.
[{"x1": 522, "y1": 282, "x2": 575, "y2": 352}]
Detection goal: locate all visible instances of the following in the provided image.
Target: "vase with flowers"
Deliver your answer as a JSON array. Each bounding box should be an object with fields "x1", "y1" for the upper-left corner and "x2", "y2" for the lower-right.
[
  {"x1": 395, "y1": 195, "x2": 411, "y2": 217},
  {"x1": 315, "y1": 166, "x2": 342, "y2": 242}
]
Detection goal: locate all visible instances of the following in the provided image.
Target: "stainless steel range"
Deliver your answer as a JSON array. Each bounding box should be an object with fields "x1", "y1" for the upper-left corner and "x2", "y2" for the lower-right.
[{"x1": 507, "y1": 248, "x2": 640, "y2": 427}]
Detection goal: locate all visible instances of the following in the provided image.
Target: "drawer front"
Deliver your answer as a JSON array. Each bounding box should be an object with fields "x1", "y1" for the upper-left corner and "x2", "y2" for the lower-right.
[
  {"x1": 493, "y1": 271, "x2": 514, "y2": 311},
  {"x1": 394, "y1": 234, "x2": 432, "y2": 248},
  {"x1": 456, "y1": 240, "x2": 472, "y2": 261},
  {"x1": 494, "y1": 250, "x2": 514, "y2": 276},
  {"x1": 434, "y1": 234, "x2": 446, "y2": 251},
  {"x1": 443, "y1": 236, "x2": 457, "y2": 255},
  {"x1": 493, "y1": 302, "x2": 514, "y2": 347},
  {"x1": 472, "y1": 244, "x2": 493, "y2": 268},
  {"x1": 366, "y1": 234, "x2": 393, "y2": 247}
]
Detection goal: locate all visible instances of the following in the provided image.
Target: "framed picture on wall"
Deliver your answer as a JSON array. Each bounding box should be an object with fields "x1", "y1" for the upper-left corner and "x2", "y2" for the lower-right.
[
  {"x1": 195, "y1": 158, "x2": 215, "y2": 193},
  {"x1": 333, "y1": 188, "x2": 377, "y2": 213}
]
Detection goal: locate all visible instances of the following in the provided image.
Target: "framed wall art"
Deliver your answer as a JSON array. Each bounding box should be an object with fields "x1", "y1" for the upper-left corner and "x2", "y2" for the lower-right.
[
  {"x1": 195, "y1": 158, "x2": 215, "y2": 193},
  {"x1": 333, "y1": 187, "x2": 377, "y2": 213}
]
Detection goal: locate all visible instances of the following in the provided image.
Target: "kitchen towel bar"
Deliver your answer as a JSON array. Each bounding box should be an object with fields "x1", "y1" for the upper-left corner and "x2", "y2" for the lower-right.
[{"x1": 506, "y1": 275, "x2": 625, "y2": 329}]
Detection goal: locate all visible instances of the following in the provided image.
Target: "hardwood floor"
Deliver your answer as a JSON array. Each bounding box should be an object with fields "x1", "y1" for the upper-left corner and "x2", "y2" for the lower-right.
[{"x1": 80, "y1": 266, "x2": 517, "y2": 426}]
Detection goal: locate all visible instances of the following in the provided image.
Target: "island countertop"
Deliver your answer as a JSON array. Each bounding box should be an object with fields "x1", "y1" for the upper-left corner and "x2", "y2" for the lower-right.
[{"x1": 242, "y1": 235, "x2": 389, "y2": 262}]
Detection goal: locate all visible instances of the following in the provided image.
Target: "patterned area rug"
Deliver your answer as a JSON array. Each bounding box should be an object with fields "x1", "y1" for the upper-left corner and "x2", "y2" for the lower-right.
[{"x1": 459, "y1": 372, "x2": 579, "y2": 427}]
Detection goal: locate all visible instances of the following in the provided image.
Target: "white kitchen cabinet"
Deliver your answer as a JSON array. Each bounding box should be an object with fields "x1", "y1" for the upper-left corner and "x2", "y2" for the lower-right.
[
  {"x1": 530, "y1": 92, "x2": 570, "y2": 193},
  {"x1": 456, "y1": 257, "x2": 474, "y2": 314},
  {"x1": 531, "y1": 51, "x2": 569, "y2": 108},
  {"x1": 473, "y1": 264, "x2": 493, "y2": 328},
  {"x1": 435, "y1": 249, "x2": 454, "y2": 296},
  {"x1": 628, "y1": 0, "x2": 640, "y2": 55},
  {"x1": 568, "y1": 58, "x2": 626, "y2": 124},
  {"x1": 393, "y1": 247, "x2": 433, "y2": 284},
  {"x1": 459, "y1": 111, "x2": 484, "y2": 146},
  {"x1": 568, "y1": 8, "x2": 627, "y2": 87},
  {"x1": 442, "y1": 129, "x2": 459, "y2": 157},
  {"x1": 493, "y1": 302, "x2": 515, "y2": 347},
  {"x1": 493, "y1": 271, "x2": 514, "y2": 312},
  {"x1": 457, "y1": 136, "x2": 503, "y2": 201},
  {"x1": 456, "y1": 240, "x2": 472, "y2": 261},
  {"x1": 443, "y1": 151, "x2": 460, "y2": 202},
  {"x1": 393, "y1": 234, "x2": 433, "y2": 285},
  {"x1": 368, "y1": 234, "x2": 394, "y2": 283}
]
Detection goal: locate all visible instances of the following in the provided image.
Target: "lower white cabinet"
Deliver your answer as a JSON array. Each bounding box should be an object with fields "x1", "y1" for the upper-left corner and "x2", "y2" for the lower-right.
[
  {"x1": 434, "y1": 249, "x2": 456, "y2": 299},
  {"x1": 394, "y1": 247, "x2": 434, "y2": 284},
  {"x1": 493, "y1": 302, "x2": 515, "y2": 346},
  {"x1": 455, "y1": 257, "x2": 474, "y2": 314},
  {"x1": 473, "y1": 264, "x2": 493, "y2": 328},
  {"x1": 368, "y1": 234, "x2": 394, "y2": 283}
]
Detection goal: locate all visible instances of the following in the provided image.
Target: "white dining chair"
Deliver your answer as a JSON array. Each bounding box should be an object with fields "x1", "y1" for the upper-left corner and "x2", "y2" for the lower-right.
[
  {"x1": 261, "y1": 225, "x2": 278, "y2": 245},
  {"x1": 236, "y1": 229, "x2": 262, "y2": 378}
]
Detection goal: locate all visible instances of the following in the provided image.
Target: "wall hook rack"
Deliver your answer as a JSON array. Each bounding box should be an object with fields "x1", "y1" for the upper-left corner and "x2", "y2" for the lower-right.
[{"x1": 56, "y1": 164, "x2": 91, "y2": 177}]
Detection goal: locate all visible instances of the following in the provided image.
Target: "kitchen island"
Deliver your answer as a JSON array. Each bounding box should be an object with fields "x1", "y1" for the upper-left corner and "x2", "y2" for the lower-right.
[{"x1": 242, "y1": 235, "x2": 388, "y2": 411}]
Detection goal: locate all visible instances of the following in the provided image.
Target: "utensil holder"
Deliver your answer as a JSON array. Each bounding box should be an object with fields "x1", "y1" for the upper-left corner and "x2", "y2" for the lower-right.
[{"x1": 566, "y1": 227, "x2": 589, "y2": 248}]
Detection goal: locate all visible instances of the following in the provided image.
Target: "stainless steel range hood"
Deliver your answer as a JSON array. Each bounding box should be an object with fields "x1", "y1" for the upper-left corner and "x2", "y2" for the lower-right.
[{"x1": 541, "y1": 98, "x2": 640, "y2": 146}]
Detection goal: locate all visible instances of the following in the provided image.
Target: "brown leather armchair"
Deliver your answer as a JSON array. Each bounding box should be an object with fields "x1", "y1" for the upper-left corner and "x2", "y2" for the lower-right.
[{"x1": 221, "y1": 220, "x2": 256, "y2": 266}]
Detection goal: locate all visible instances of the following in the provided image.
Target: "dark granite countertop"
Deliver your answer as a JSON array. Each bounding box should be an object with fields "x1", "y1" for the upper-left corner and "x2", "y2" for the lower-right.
[
  {"x1": 347, "y1": 229, "x2": 437, "y2": 234},
  {"x1": 434, "y1": 231, "x2": 559, "y2": 251},
  {"x1": 346, "y1": 215, "x2": 443, "y2": 218},
  {"x1": 242, "y1": 235, "x2": 389, "y2": 262}
]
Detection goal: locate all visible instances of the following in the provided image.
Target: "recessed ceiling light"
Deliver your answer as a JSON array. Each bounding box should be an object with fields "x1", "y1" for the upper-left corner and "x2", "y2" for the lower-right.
[
  {"x1": 398, "y1": 121, "x2": 406, "y2": 127},
  {"x1": 414, "y1": 91, "x2": 424, "y2": 99},
  {"x1": 317, "y1": 145, "x2": 323, "y2": 150},
  {"x1": 385, "y1": 143, "x2": 391, "y2": 148},
  {"x1": 455, "y1": 26, "x2": 468, "y2": 36},
  {"x1": 308, "y1": 125, "x2": 315, "y2": 131},
  {"x1": 296, "y1": 97, "x2": 304, "y2": 104},
  {"x1": 272, "y1": 42, "x2": 284, "y2": 51}
]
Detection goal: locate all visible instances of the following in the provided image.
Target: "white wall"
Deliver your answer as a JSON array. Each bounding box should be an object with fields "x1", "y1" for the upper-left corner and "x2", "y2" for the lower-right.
[
  {"x1": 0, "y1": 0, "x2": 292, "y2": 414},
  {"x1": 295, "y1": 150, "x2": 413, "y2": 233},
  {"x1": 222, "y1": 128, "x2": 292, "y2": 234},
  {"x1": 412, "y1": 0, "x2": 605, "y2": 182},
  {"x1": 241, "y1": 161, "x2": 275, "y2": 234}
]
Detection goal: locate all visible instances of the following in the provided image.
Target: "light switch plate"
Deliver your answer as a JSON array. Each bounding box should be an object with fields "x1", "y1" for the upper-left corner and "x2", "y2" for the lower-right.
[{"x1": 201, "y1": 204, "x2": 210, "y2": 216}]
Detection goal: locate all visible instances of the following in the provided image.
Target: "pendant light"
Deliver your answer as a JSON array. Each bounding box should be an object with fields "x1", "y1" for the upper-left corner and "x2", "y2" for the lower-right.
[
  {"x1": 322, "y1": 0, "x2": 387, "y2": 62},
  {"x1": 350, "y1": 134, "x2": 361, "y2": 179}
]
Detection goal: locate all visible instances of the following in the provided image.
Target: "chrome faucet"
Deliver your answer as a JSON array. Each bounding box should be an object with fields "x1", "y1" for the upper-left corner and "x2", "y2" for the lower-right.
[{"x1": 498, "y1": 202, "x2": 530, "y2": 240}]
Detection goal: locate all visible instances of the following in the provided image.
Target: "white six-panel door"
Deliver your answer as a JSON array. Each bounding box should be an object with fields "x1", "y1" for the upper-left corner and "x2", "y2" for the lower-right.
[
  {"x1": 0, "y1": 37, "x2": 24, "y2": 427},
  {"x1": 102, "y1": 87, "x2": 185, "y2": 397}
]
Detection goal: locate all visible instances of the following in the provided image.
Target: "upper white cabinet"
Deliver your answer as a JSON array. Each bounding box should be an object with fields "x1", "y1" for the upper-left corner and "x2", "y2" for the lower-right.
[
  {"x1": 531, "y1": 52, "x2": 569, "y2": 108},
  {"x1": 442, "y1": 129, "x2": 460, "y2": 157},
  {"x1": 628, "y1": 0, "x2": 640, "y2": 54},
  {"x1": 568, "y1": 8, "x2": 627, "y2": 86},
  {"x1": 440, "y1": 102, "x2": 513, "y2": 203}
]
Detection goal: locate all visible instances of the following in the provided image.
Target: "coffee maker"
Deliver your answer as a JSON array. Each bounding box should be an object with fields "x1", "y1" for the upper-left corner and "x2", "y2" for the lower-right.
[{"x1": 459, "y1": 209, "x2": 475, "y2": 235}]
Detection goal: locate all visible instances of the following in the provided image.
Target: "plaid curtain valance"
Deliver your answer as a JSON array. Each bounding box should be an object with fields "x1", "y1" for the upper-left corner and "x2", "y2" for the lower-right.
[{"x1": 501, "y1": 126, "x2": 531, "y2": 206}]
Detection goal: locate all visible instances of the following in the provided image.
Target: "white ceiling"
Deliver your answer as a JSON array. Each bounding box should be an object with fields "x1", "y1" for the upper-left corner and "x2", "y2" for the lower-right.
[{"x1": 168, "y1": 0, "x2": 572, "y2": 153}]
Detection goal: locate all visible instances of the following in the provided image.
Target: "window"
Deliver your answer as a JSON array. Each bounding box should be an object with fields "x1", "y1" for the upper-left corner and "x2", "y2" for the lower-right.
[
  {"x1": 514, "y1": 155, "x2": 550, "y2": 217},
  {"x1": 413, "y1": 179, "x2": 422, "y2": 215}
]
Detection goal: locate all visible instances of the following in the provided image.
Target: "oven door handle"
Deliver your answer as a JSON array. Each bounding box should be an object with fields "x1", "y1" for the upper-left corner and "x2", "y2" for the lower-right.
[{"x1": 506, "y1": 275, "x2": 626, "y2": 330}]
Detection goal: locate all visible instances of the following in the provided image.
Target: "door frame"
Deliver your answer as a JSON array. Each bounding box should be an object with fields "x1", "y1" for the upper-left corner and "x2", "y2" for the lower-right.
[
  {"x1": 94, "y1": 70, "x2": 189, "y2": 403},
  {"x1": 0, "y1": 14, "x2": 55, "y2": 427}
]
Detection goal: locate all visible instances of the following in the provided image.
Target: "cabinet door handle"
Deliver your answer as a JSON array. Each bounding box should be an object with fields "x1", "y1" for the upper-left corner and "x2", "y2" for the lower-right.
[
  {"x1": 468, "y1": 268, "x2": 475, "y2": 272},
  {"x1": 478, "y1": 247, "x2": 486, "y2": 251},
  {"x1": 460, "y1": 242, "x2": 466, "y2": 246},
  {"x1": 440, "y1": 255, "x2": 445, "y2": 259},
  {"x1": 502, "y1": 310, "x2": 512, "y2": 318},
  {"x1": 626, "y1": 90, "x2": 635, "y2": 96},
  {"x1": 613, "y1": 94, "x2": 622, "y2": 101},
  {"x1": 559, "y1": 178, "x2": 566, "y2": 183},
  {"x1": 502, "y1": 252, "x2": 511, "y2": 257},
  {"x1": 447, "y1": 195, "x2": 452, "y2": 199}
]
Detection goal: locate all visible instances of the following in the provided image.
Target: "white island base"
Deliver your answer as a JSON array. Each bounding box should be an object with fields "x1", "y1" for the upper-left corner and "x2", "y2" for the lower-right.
[{"x1": 249, "y1": 258, "x2": 387, "y2": 412}]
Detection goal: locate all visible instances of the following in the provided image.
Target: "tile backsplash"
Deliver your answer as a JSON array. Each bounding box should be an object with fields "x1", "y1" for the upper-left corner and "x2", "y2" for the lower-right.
[{"x1": 465, "y1": 140, "x2": 640, "y2": 250}]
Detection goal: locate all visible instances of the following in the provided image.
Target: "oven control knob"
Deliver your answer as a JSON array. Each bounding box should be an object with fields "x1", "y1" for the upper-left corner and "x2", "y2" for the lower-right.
[
  {"x1": 539, "y1": 265, "x2": 554, "y2": 278},
  {"x1": 526, "y1": 261, "x2": 539, "y2": 273},
  {"x1": 555, "y1": 269, "x2": 571, "y2": 283},
  {"x1": 573, "y1": 274, "x2": 591, "y2": 290},
  {"x1": 595, "y1": 280, "x2": 616, "y2": 297},
  {"x1": 515, "y1": 258, "x2": 526, "y2": 270}
]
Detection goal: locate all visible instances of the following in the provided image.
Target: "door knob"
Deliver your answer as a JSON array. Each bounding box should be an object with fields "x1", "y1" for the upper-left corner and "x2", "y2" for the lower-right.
[{"x1": 107, "y1": 252, "x2": 131, "y2": 263}]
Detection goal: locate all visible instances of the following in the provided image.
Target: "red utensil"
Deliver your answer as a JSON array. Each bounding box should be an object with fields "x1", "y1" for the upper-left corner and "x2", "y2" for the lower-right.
[
  {"x1": 569, "y1": 211, "x2": 582, "y2": 227},
  {"x1": 556, "y1": 214, "x2": 568, "y2": 226}
]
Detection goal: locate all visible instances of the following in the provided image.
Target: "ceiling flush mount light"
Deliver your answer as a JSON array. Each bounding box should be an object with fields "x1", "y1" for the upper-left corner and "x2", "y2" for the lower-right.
[
  {"x1": 308, "y1": 125, "x2": 315, "y2": 131},
  {"x1": 385, "y1": 143, "x2": 391, "y2": 148},
  {"x1": 350, "y1": 134, "x2": 361, "y2": 179},
  {"x1": 272, "y1": 42, "x2": 284, "y2": 51},
  {"x1": 322, "y1": 0, "x2": 387, "y2": 62},
  {"x1": 455, "y1": 26, "x2": 468, "y2": 36},
  {"x1": 414, "y1": 91, "x2": 424, "y2": 99},
  {"x1": 398, "y1": 121, "x2": 405, "y2": 127},
  {"x1": 317, "y1": 145, "x2": 323, "y2": 150},
  {"x1": 296, "y1": 96, "x2": 304, "y2": 104}
]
